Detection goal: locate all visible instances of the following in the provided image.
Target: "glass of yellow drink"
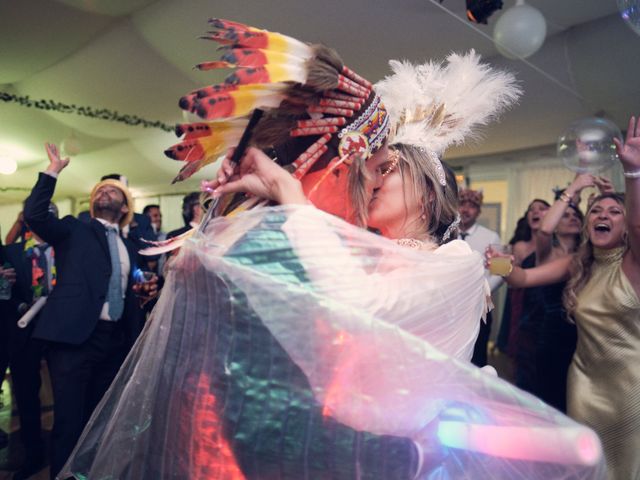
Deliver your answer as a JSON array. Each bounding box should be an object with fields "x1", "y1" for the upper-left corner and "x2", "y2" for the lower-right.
[{"x1": 488, "y1": 244, "x2": 513, "y2": 276}]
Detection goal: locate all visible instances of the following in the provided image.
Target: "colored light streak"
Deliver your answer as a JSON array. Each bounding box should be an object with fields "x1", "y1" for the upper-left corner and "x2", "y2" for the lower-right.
[{"x1": 437, "y1": 421, "x2": 602, "y2": 466}]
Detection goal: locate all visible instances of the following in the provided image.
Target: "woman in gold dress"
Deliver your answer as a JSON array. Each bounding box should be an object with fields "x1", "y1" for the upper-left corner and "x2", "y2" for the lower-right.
[{"x1": 497, "y1": 115, "x2": 640, "y2": 479}]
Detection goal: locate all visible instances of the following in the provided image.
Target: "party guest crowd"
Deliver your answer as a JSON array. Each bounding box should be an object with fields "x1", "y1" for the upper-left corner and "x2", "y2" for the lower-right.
[{"x1": 0, "y1": 114, "x2": 638, "y2": 479}]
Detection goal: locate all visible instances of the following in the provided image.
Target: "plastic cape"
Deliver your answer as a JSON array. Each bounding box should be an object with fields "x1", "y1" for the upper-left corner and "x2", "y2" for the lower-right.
[{"x1": 59, "y1": 205, "x2": 605, "y2": 480}]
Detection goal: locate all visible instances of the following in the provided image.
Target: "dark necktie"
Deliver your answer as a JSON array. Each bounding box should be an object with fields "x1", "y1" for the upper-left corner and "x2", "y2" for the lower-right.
[
  {"x1": 460, "y1": 232, "x2": 468, "y2": 240},
  {"x1": 106, "y1": 226, "x2": 124, "y2": 320}
]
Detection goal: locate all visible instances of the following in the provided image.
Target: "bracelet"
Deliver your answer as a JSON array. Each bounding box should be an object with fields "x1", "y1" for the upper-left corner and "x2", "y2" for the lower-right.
[
  {"x1": 623, "y1": 169, "x2": 640, "y2": 178},
  {"x1": 559, "y1": 191, "x2": 572, "y2": 203}
]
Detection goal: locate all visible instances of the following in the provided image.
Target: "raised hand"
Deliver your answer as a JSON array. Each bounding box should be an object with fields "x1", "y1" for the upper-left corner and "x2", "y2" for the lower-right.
[
  {"x1": 594, "y1": 176, "x2": 614, "y2": 194},
  {"x1": 570, "y1": 173, "x2": 596, "y2": 193},
  {"x1": 200, "y1": 150, "x2": 238, "y2": 193},
  {"x1": 44, "y1": 143, "x2": 70, "y2": 174},
  {"x1": 614, "y1": 116, "x2": 640, "y2": 172},
  {"x1": 131, "y1": 271, "x2": 159, "y2": 308},
  {"x1": 563, "y1": 173, "x2": 596, "y2": 207},
  {"x1": 210, "y1": 147, "x2": 307, "y2": 205}
]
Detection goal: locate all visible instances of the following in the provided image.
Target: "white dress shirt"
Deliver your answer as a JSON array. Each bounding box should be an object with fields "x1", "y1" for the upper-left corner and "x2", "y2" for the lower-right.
[{"x1": 459, "y1": 222, "x2": 503, "y2": 293}]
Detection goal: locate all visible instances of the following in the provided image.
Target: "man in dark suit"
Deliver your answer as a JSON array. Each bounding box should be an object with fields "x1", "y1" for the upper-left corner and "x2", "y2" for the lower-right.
[
  {"x1": 23, "y1": 143, "x2": 146, "y2": 480},
  {"x1": 4, "y1": 221, "x2": 56, "y2": 480},
  {"x1": 77, "y1": 174, "x2": 156, "y2": 252},
  {"x1": 165, "y1": 192, "x2": 203, "y2": 240}
]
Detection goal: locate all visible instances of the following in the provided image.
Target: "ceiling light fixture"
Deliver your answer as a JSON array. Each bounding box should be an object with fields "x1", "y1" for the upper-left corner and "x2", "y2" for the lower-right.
[
  {"x1": 465, "y1": 0, "x2": 504, "y2": 23},
  {"x1": 439, "y1": 0, "x2": 503, "y2": 24},
  {"x1": 0, "y1": 156, "x2": 17, "y2": 175}
]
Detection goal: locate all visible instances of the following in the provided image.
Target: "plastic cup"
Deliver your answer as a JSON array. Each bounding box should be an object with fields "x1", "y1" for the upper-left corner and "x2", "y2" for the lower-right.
[{"x1": 488, "y1": 244, "x2": 513, "y2": 276}]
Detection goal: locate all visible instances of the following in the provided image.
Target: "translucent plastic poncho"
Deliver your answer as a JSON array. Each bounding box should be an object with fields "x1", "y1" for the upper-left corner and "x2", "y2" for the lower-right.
[{"x1": 60, "y1": 206, "x2": 605, "y2": 480}]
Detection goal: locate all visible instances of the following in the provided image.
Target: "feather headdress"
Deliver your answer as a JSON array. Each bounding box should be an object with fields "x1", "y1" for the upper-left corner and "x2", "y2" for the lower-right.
[
  {"x1": 166, "y1": 19, "x2": 388, "y2": 187},
  {"x1": 375, "y1": 50, "x2": 522, "y2": 164}
]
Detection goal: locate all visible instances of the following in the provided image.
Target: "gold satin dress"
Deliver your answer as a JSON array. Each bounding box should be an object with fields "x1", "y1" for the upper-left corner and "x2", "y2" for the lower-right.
[{"x1": 568, "y1": 247, "x2": 640, "y2": 479}]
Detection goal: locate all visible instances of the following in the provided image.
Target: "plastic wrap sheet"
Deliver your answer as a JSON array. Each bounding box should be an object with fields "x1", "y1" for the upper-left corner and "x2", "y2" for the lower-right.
[{"x1": 60, "y1": 206, "x2": 606, "y2": 480}]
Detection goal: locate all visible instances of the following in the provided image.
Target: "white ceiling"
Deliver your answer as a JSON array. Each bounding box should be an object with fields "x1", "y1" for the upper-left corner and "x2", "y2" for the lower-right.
[{"x1": 1, "y1": 0, "x2": 638, "y2": 204}]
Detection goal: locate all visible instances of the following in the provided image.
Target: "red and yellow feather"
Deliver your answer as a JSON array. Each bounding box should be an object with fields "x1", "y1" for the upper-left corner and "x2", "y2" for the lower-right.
[
  {"x1": 167, "y1": 18, "x2": 317, "y2": 182},
  {"x1": 183, "y1": 84, "x2": 287, "y2": 120}
]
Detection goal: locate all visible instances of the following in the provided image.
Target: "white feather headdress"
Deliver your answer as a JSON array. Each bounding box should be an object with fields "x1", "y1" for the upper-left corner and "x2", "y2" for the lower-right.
[{"x1": 375, "y1": 50, "x2": 522, "y2": 159}]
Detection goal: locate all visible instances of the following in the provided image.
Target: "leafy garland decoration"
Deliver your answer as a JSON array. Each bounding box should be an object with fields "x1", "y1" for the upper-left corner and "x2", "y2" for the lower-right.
[
  {"x1": 0, "y1": 187, "x2": 32, "y2": 193},
  {"x1": 0, "y1": 91, "x2": 174, "y2": 133}
]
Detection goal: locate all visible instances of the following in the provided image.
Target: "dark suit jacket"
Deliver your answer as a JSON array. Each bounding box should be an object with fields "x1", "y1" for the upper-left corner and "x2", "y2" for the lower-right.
[
  {"x1": 3, "y1": 241, "x2": 43, "y2": 354},
  {"x1": 79, "y1": 210, "x2": 155, "y2": 247},
  {"x1": 165, "y1": 225, "x2": 192, "y2": 240},
  {"x1": 24, "y1": 173, "x2": 143, "y2": 346}
]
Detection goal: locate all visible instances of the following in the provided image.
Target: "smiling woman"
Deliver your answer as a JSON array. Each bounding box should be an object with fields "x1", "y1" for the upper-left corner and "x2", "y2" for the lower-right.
[
  {"x1": 500, "y1": 115, "x2": 640, "y2": 479},
  {"x1": 585, "y1": 194, "x2": 626, "y2": 246}
]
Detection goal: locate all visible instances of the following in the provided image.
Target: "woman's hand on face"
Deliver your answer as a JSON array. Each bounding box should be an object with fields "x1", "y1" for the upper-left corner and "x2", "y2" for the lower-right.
[
  {"x1": 208, "y1": 147, "x2": 307, "y2": 205},
  {"x1": 615, "y1": 115, "x2": 640, "y2": 171}
]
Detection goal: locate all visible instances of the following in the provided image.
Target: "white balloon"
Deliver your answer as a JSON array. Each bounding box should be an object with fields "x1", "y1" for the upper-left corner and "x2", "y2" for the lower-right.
[
  {"x1": 617, "y1": 0, "x2": 640, "y2": 36},
  {"x1": 493, "y1": 1, "x2": 547, "y2": 59}
]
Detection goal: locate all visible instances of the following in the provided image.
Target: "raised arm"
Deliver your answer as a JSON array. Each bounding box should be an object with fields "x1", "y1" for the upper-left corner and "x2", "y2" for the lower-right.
[
  {"x1": 504, "y1": 255, "x2": 572, "y2": 288},
  {"x1": 23, "y1": 143, "x2": 72, "y2": 244},
  {"x1": 616, "y1": 116, "x2": 640, "y2": 276},
  {"x1": 536, "y1": 174, "x2": 595, "y2": 264}
]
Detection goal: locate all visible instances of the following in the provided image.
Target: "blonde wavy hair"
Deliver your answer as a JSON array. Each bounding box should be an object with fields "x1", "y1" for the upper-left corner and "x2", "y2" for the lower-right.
[
  {"x1": 563, "y1": 192, "x2": 627, "y2": 317},
  {"x1": 347, "y1": 153, "x2": 373, "y2": 228}
]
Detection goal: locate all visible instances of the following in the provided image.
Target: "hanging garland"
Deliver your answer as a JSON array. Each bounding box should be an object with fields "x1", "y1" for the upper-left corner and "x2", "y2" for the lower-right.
[
  {"x1": 0, "y1": 186, "x2": 32, "y2": 193},
  {"x1": 0, "y1": 91, "x2": 174, "y2": 133}
]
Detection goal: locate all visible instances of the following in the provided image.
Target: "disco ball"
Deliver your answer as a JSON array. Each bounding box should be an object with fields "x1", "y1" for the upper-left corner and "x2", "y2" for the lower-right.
[{"x1": 557, "y1": 117, "x2": 622, "y2": 174}]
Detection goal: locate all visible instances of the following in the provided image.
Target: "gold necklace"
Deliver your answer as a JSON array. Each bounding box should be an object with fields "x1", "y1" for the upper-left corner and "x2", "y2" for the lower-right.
[{"x1": 396, "y1": 238, "x2": 426, "y2": 249}]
